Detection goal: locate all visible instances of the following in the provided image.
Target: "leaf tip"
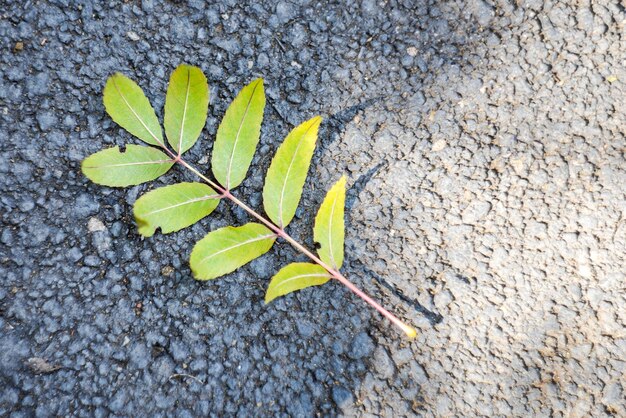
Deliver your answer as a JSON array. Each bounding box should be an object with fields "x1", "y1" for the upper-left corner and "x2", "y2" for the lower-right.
[
  {"x1": 338, "y1": 175, "x2": 347, "y2": 189},
  {"x1": 251, "y1": 78, "x2": 265, "y2": 96},
  {"x1": 310, "y1": 115, "x2": 323, "y2": 126},
  {"x1": 304, "y1": 115, "x2": 323, "y2": 135}
]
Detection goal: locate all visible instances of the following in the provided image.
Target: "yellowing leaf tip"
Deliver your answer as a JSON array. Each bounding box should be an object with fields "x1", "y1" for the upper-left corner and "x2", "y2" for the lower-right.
[
  {"x1": 255, "y1": 79, "x2": 265, "y2": 93},
  {"x1": 248, "y1": 78, "x2": 264, "y2": 89},
  {"x1": 305, "y1": 116, "x2": 323, "y2": 131}
]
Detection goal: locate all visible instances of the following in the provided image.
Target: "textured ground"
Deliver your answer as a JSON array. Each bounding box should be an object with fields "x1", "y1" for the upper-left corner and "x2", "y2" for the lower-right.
[{"x1": 1, "y1": 0, "x2": 625, "y2": 416}]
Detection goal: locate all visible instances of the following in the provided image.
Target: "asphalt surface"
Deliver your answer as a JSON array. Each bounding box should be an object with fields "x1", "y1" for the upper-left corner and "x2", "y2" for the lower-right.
[{"x1": 1, "y1": 0, "x2": 625, "y2": 416}]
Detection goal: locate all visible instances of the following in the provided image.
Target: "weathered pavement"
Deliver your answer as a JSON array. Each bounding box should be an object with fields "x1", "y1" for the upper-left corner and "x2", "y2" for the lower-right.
[{"x1": 1, "y1": 0, "x2": 624, "y2": 416}]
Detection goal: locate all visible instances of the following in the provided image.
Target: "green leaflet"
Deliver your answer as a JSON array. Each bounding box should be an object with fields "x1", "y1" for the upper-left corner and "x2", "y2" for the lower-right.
[
  {"x1": 133, "y1": 182, "x2": 220, "y2": 237},
  {"x1": 265, "y1": 262, "x2": 331, "y2": 304},
  {"x1": 190, "y1": 223, "x2": 276, "y2": 280},
  {"x1": 211, "y1": 79, "x2": 265, "y2": 190},
  {"x1": 81, "y1": 145, "x2": 173, "y2": 187},
  {"x1": 103, "y1": 73, "x2": 164, "y2": 147},
  {"x1": 262, "y1": 117, "x2": 322, "y2": 227},
  {"x1": 313, "y1": 176, "x2": 346, "y2": 269},
  {"x1": 164, "y1": 64, "x2": 209, "y2": 154}
]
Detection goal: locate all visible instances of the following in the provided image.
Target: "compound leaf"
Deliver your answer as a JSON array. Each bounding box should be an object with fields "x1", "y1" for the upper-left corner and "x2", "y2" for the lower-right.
[
  {"x1": 190, "y1": 222, "x2": 276, "y2": 280},
  {"x1": 103, "y1": 73, "x2": 164, "y2": 147},
  {"x1": 211, "y1": 79, "x2": 265, "y2": 189},
  {"x1": 164, "y1": 64, "x2": 209, "y2": 154},
  {"x1": 134, "y1": 182, "x2": 220, "y2": 238},
  {"x1": 265, "y1": 262, "x2": 332, "y2": 304},
  {"x1": 82, "y1": 145, "x2": 173, "y2": 187},
  {"x1": 263, "y1": 116, "x2": 322, "y2": 227},
  {"x1": 313, "y1": 176, "x2": 346, "y2": 269}
]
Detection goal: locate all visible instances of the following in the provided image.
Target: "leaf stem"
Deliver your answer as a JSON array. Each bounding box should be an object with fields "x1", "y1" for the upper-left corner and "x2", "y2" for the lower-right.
[{"x1": 172, "y1": 154, "x2": 416, "y2": 338}]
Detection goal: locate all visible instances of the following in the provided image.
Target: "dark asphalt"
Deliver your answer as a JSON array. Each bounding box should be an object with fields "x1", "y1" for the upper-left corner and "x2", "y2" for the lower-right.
[{"x1": 1, "y1": 0, "x2": 625, "y2": 416}]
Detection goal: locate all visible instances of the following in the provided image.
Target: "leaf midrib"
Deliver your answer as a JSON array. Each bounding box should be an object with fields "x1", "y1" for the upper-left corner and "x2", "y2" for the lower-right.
[
  {"x1": 177, "y1": 67, "x2": 191, "y2": 153},
  {"x1": 197, "y1": 233, "x2": 275, "y2": 266},
  {"x1": 83, "y1": 159, "x2": 172, "y2": 169},
  {"x1": 273, "y1": 272, "x2": 332, "y2": 290},
  {"x1": 141, "y1": 194, "x2": 220, "y2": 216}
]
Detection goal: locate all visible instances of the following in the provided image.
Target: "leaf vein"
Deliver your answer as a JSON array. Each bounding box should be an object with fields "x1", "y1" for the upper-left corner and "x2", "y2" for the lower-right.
[
  {"x1": 141, "y1": 194, "x2": 221, "y2": 216},
  {"x1": 275, "y1": 272, "x2": 332, "y2": 288},
  {"x1": 83, "y1": 159, "x2": 173, "y2": 169},
  {"x1": 197, "y1": 233, "x2": 275, "y2": 266}
]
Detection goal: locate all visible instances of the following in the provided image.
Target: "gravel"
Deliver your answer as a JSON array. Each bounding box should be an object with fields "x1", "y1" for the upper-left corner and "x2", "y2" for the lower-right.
[{"x1": 1, "y1": 0, "x2": 625, "y2": 416}]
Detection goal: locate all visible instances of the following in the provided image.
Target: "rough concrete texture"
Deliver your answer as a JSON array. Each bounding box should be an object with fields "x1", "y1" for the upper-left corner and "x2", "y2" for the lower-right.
[{"x1": 1, "y1": 0, "x2": 625, "y2": 416}]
